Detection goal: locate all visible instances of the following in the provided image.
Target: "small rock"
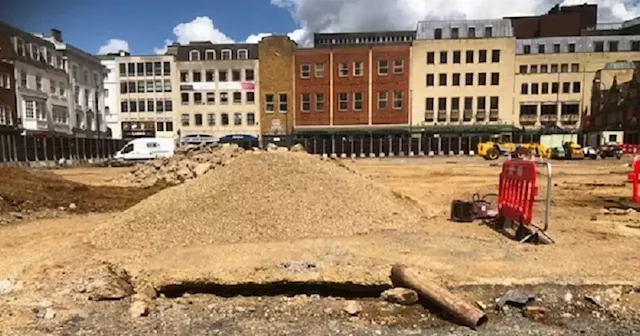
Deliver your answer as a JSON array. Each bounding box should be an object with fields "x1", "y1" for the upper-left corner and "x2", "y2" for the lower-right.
[
  {"x1": 68, "y1": 203, "x2": 77, "y2": 210},
  {"x1": 475, "y1": 301, "x2": 487, "y2": 311},
  {"x1": 0, "y1": 278, "x2": 14, "y2": 295},
  {"x1": 344, "y1": 301, "x2": 362, "y2": 316},
  {"x1": 600, "y1": 208, "x2": 610, "y2": 215},
  {"x1": 496, "y1": 289, "x2": 535, "y2": 310},
  {"x1": 585, "y1": 294, "x2": 604, "y2": 308},
  {"x1": 9, "y1": 212, "x2": 24, "y2": 219},
  {"x1": 86, "y1": 263, "x2": 134, "y2": 301},
  {"x1": 58, "y1": 206, "x2": 66, "y2": 211},
  {"x1": 381, "y1": 287, "x2": 419, "y2": 305},
  {"x1": 193, "y1": 163, "x2": 212, "y2": 177},
  {"x1": 130, "y1": 300, "x2": 149, "y2": 318},
  {"x1": 266, "y1": 143, "x2": 279, "y2": 152},
  {"x1": 44, "y1": 308, "x2": 56, "y2": 320},
  {"x1": 561, "y1": 312, "x2": 574, "y2": 319},
  {"x1": 291, "y1": 144, "x2": 306, "y2": 152},
  {"x1": 522, "y1": 306, "x2": 549, "y2": 321},
  {"x1": 564, "y1": 292, "x2": 573, "y2": 303}
]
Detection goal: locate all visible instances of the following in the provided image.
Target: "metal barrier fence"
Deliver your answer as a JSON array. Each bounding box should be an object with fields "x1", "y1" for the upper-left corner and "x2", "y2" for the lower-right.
[
  {"x1": 632, "y1": 156, "x2": 640, "y2": 204},
  {"x1": 0, "y1": 133, "x2": 127, "y2": 165}
]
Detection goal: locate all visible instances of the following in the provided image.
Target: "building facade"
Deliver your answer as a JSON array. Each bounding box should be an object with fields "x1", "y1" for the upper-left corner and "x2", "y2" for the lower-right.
[
  {"x1": 294, "y1": 31, "x2": 414, "y2": 134},
  {"x1": 167, "y1": 42, "x2": 259, "y2": 140},
  {"x1": 411, "y1": 19, "x2": 517, "y2": 132},
  {"x1": 1, "y1": 22, "x2": 71, "y2": 136},
  {"x1": 36, "y1": 29, "x2": 109, "y2": 138},
  {"x1": 0, "y1": 22, "x2": 17, "y2": 132},
  {"x1": 99, "y1": 52, "x2": 125, "y2": 139},
  {"x1": 114, "y1": 54, "x2": 176, "y2": 139},
  {"x1": 258, "y1": 36, "x2": 297, "y2": 145}
]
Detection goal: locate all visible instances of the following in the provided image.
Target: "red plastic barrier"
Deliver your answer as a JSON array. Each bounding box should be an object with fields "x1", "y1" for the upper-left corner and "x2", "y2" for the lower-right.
[
  {"x1": 633, "y1": 156, "x2": 640, "y2": 203},
  {"x1": 622, "y1": 144, "x2": 640, "y2": 154},
  {"x1": 498, "y1": 160, "x2": 538, "y2": 226}
]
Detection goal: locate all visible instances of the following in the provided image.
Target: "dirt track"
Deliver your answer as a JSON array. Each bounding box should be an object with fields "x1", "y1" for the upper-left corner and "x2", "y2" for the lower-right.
[{"x1": 1, "y1": 156, "x2": 639, "y2": 334}]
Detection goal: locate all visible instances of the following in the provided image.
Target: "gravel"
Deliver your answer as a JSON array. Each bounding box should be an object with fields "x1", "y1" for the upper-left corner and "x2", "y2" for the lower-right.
[{"x1": 90, "y1": 152, "x2": 423, "y2": 251}]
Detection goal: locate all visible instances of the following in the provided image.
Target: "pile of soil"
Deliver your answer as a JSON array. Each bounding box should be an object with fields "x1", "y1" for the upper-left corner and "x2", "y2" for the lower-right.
[
  {"x1": 0, "y1": 167, "x2": 162, "y2": 214},
  {"x1": 91, "y1": 152, "x2": 424, "y2": 250}
]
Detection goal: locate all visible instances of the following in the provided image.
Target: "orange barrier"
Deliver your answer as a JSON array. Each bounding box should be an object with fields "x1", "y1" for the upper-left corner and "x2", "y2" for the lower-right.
[
  {"x1": 498, "y1": 160, "x2": 538, "y2": 226},
  {"x1": 633, "y1": 156, "x2": 640, "y2": 203}
]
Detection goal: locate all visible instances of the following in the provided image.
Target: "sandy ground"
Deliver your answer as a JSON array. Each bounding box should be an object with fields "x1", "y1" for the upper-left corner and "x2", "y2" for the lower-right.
[{"x1": 1, "y1": 156, "x2": 640, "y2": 334}]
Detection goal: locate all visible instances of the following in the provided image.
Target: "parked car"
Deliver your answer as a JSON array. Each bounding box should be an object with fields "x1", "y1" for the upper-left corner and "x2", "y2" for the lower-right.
[
  {"x1": 218, "y1": 134, "x2": 259, "y2": 149},
  {"x1": 598, "y1": 143, "x2": 623, "y2": 159},
  {"x1": 180, "y1": 134, "x2": 217, "y2": 147},
  {"x1": 114, "y1": 138, "x2": 175, "y2": 161}
]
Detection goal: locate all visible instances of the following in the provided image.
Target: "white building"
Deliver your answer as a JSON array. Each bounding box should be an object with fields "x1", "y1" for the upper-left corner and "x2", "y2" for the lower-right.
[
  {"x1": 35, "y1": 29, "x2": 108, "y2": 138},
  {"x1": 99, "y1": 52, "x2": 124, "y2": 139}
]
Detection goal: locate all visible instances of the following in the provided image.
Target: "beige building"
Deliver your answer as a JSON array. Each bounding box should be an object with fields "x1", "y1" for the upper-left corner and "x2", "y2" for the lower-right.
[
  {"x1": 411, "y1": 19, "x2": 517, "y2": 129},
  {"x1": 514, "y1": 35, "x2": 640, "y2": 130},
  {"x1": 167, "y1": 42, "x2": 259, "y2": 140},
  {"x1": 114, "y1": 54, "x2": 176, "y2": 138}
]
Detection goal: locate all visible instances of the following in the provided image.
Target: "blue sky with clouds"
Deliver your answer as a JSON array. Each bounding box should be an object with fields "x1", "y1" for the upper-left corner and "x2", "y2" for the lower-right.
[{"x1": 1, "y1": 0, "x2": 299, "y2": 54}]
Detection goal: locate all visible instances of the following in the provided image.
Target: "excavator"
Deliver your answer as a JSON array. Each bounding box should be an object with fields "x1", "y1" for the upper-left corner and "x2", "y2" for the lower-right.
[{"x1": 477, "y1": 133, "x2": 550, "y2": 160}]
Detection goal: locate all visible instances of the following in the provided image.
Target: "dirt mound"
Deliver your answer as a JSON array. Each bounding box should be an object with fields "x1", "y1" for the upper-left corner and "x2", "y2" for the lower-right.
[
  {"x1": 0, "y1": 167, "x2": 162, "y2": 214},
  {"x1": 112, "y1": 144, "x2": 245, "y2": 187},
  {"x1": 91, "y1": 152, "x2": 424, "y2": 250}
]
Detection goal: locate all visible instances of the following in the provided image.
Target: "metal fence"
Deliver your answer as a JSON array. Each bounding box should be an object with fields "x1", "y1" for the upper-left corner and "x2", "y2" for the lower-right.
[{"x1": 0, "y1": 133, "x2": 127, "y2": 165}]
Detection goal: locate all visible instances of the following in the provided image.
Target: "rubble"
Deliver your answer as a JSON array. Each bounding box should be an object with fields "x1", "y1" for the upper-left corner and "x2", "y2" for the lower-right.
[
  {"x1": 380, "y1": 287, "x2": 419, "y2": 305},
  {"x1": 0, "y1": 278, "x2": 14, "y2": 295},
  {"x1": 343, "y1": 301, "x2": 362, "y2": 316},
  {"x1": 130, "y1": 300, "x2": 150, "y2": 318},
  {"x1": 112, "y1": 144, "x2": 246, "y2": 187},
  {"x1": 82, "y1": 263, "x2": 134, "y2": 301}
]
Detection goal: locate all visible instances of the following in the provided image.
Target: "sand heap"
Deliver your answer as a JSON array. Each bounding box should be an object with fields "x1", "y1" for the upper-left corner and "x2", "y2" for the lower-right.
[
  {"x1": 91, "y1": 151, "x2": 424, "y2": 250},
  {"x1": 112, "y1": 144, "x2": 245, "y2": 187}
]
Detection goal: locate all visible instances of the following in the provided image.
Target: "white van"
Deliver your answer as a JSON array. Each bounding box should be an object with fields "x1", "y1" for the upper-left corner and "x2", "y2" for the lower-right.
[{"x1": 114, "y1": 138, "x2": 175, "y2": 161}]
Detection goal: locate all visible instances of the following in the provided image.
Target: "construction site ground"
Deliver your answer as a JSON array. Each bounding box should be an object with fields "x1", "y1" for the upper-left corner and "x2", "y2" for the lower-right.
[{"x1": 1, "y1": 156, "x2": 639, "y2": 335}]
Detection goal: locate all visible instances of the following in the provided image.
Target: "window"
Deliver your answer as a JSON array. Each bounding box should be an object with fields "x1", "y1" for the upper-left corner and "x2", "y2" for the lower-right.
[
  {"x1": 353, "y1": 61, "x2": 364, "y2": 76},
  {"x1": 194, "y1": 93, "x2": 203, "y2": 104},
  {"x1": 181, "y1": 114, "x2": 189, "y2": 126},
  {"x1": 166, "y1": 121, "x2": 173, "y2": 132},
  {"x1": 425, "y1": 97, "x2": 434, "y2": 114},
  {"x1": 479, "y1": 50, "x2": 487, "y2": 63},
  {"x1": 594, "y1": 41, "x2": 604, "y2": 52},
  {"x1": 393, "y1": 60, "x2": 404, "y2": 74},
  {"x1": 477, "y1": 97, "x2": 485, "y2": 111},
  {"x1": 146, "y1": 80, "x2": 154, "y2": 92},
  {"x1": 194, "y1": 113, "x2": 202, "y2": 126},
  {"x1": 464, "y1": 97, "x2": 473, "y2": 111},
  {"x1": 491, "y1": 73, "x2": 499, "y2": 85},
  {"x1": 468, "y1": 27, "x2": 476, "y2": 38},
  {"x1": 519, "y1": 65, "x2": 527, "y2": 74},
  {"x1": 136, "y1": 63, "x2": 144, "y2": 77},
  {"x1": 339, "y1": 62, "x2": 348, "y2": 77},
  {"x1": 521, "y1": 83, "x2": 528, "y2": 94},
  {"x1": 145, "y1": 62, "x2": 153, "y2": 76},
  {"x1": 154, "y1": 62, "x2": 162, "y2": 76},
  {"x1": 465, "y1": 50, "x2": 474, "y2": 63},
  {"x1": 453, "y1": 51, "x2": 461, "y2": 63},
  {"x1": 300, "y1": 64, "x2": 311, "y2": 78},
  {"x1": 50, "y1": 81, "x2": 56, "y2": 95},
  {"x1": 540, "y1": 64, "x2": 548, "y2": 73},
  {"x1": 219, "y1": 70, "x2": 228, "y2": 81},
  {"x1": 164, "y1": 81, "x2": 172, "y2": 93},
  {"x1": 181, "y1": 92, "x2": 189, "y2": 105},
  {"x1": 233, "y1": 92, "x2": 242, "y2": 104},
  {"x1": 234, "y1": 113, "x2": 242, "y2": 125},
  {"x1": 163, "y1": 62, "x2": 171, "y2": 75},
  {"x1": 568, "y1": 43, "x2": 576, "y2": 53},
  {"x1": 247, "y1": 113, "x2": 255, "y2": 125},
  {"x1": 553, "y1": 43, "x2": 561, "y2": 53},
  {"x1": 530, "y1": 65, "x2": 538, "y2": 73},
  {"x1": 315, "y1": 93, "x2": 325, "y2": 112},
  {"x1": 560, "y1": 64, "x2": 568, "y2": 73},
  {"x1": 440, "y1": 51, "x2": 447, "y2": 64},
  {"x1": 485, "y1": 26, "x2": 493, "y2": 37},
  {"x1": 156, "y1": 100, "x2": 164, "y2": 112},
  {"x1": 451, "y1": 97, "x2": 460, "y2": 111},
  {"x1": 300, "y1": 93, "x2": 311, "y2": 112},
  {"x1": 392, "y1": 91, "x2": 402, "y2": 110},
  {"x1": 154, "y1": 81, "x2": 163, "y2": 93},
  {"x1": 221, "y1": 113, "x2": 229, "y2": 125},
  {"x1": 523, "y1": 45, "x2": 531, "y2": 54},
  {"x1": 180, "y1": 71, "x2": 189, "y2": 82},
  {"x1": 165, "y1": 100, "x2": 173, "y2": 112},
  {"x1": 245, "y1": 69, "x2": 254, "y2": 81},
  {"x1": 438, "y1": 97, "x2": 446, "y2": 112},
  {"x1": 451, "y1": 27, "x2": 459, "y2": 39},
  {"x1": 203, "y1": 71, "x2": 214, "y2": 82},
  {"x1": 465, "y1": 73, "x2": 473, "y2": 86},
  {"x1": 221, "y1": 50, "x2": 232, "y2": 60},
  {"x1": 434, "y1": 28, "x2": 442, "y2": 39},
  {"x1": 609, "y1": 41, "x2": 619, "y2": 52},
  {"x1": 426, "y1": 52, "x2": 435, "y2": 64},
  {"x1": 378, "y1": 91, "x2": 388, "y2": 110},
  {"x1": 573, "y1": 82, "x2": 581, "y2": 93},
  {"x1": 246, "y1": 91, "x2": 255, "y2": 104},
  {"x1": 315, "y1": 63, "x2": 324, "y2": 78},
  {"x1": 478, "y1": 73, "x2": 486, "y2": 86},
  {"x1": 562, "y1": 82, "x2": 570, "y2": 93},
  {"x1": 265, "y1": 94, "x2": 274, "y2": 112},
  {"x1": 452, "y1": 73, "x2": 460, "y2": 86},
  {"x1": 118, "y1": 63, "x2": 126, "y2": 77},
  {"x1": 278, "y1": 94, "x2": 288, "y2": 113},
  {"x1": 220, "y1": 92, "x2": 229, "y2": 104},
  {"x1": 137, "y1": 81, "x2": 145, "y2": 93},
  {"x1": 20, "y1": 71, "x2": 27, "y2": 87},
  {"x1": 35, "y1": 76, "x2": 42, "y2": 91},
  {"x1": 237, "y1": 49, "x2": 248, "y2": 60},
  {"x1": 541, "y1": 82, "x2": 549, "y2": 94},
  {"x1": 439, "y1": 73, "x2": 447, "y2": 86},
  {"x1": 130, "y1": 100, "x2": 138, "y2": 112},
  {"x1": 192, "y1": 71, "x2": 202, "y2": 82},
  {"x1": 205, "y1": 50, "x2": 216, "y2": 60},
  {"x1": 120, "y1": 82, "x2": 128, "y2": 94},
  {"x1": 552, "y1": 82, "x2": 559, "y2": 94},
  {"x1": 120, "y1": 100, "x2": 129, "y2": 113},
  {"x1": 147, "y1": 100, "x2": 154, "y2": 112},
  {"x1": 490, "y1": 96, "x2": 498, "y2": 110},
  {"x1": 551, "y1": 64, "x2": 558, "y2": 73},
  {"x1": 571, "y1": 63, "x2": 579, "y2": 72},
  {"x1": 632, "y1": 41, "x2": 640, "y2": 51},
  {"x1": 207, "y1": 113, "x2": 216, "y2": 126},
  {"x1": 491, "y1": 50, "x2": 500, "y2": 62},
  {"x1": 338, "y1": 92, "x2": 348, "y2": 111},
  {"x1": 155, "y1": 122, "x2": 164, "y2": 132},
  {"x1": 531, "y1": 83, "x2": 539, "y2": 94},
  {"x1": 426, "y1": 74, "x2": 434, "y2": 86},
  {"x1": 138, "y1": 99, "x2": 146, "y2": 112},
  {"x1": 206, "y1": 92, "x2": 216, "y2": 104},
  {"x1": 353, "y1": 92, "x2": 363, "y2": 111},
  {"x1": 60, "y1": 83, "x2": 66, "y2": 97},
  {"x1": 189, "y1": 50, "x2": 200, "y2": 61},
  {"x1": 232, "y1": 70, "x2": 241, "y2": 81},
  {"x1": 378, "y1": 60, "x2": 388, "y2": 75},
  {"x1": 538, "y1": 44, "x2": 545, "y2": 54}
]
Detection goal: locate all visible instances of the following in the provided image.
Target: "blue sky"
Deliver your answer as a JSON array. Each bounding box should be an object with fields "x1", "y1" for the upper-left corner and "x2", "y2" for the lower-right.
[{"x1": 1, "y1": 0, "x2": 299, "y2": 55}]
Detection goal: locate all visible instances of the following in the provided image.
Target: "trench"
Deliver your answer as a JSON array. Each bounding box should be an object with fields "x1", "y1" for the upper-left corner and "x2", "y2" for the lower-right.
[{"x1": 157, "y1": 281, "x2": 392, "y2": 299}]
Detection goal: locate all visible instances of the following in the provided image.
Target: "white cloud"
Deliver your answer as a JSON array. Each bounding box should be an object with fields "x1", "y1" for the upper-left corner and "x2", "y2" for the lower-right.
[
  {"x1": 245, "y1": 33, "x2": 274, "y2": 43},
  {"x1": 97, "y1": 39, "x2": 129, "y2": 55},
  {"x1": 154, "y1": 16, "x2": 235, "y2": 54}
]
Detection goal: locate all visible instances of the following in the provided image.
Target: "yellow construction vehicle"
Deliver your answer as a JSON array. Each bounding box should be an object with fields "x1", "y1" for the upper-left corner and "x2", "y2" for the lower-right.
[{"x1": 477, "y1": 133, "x2": 550, "y2": 160}]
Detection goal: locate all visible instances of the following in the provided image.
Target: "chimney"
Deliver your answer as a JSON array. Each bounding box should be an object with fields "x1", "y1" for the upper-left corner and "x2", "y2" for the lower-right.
[{"x1": 51, "y1": 29, "x2": 63, "y2": 42}]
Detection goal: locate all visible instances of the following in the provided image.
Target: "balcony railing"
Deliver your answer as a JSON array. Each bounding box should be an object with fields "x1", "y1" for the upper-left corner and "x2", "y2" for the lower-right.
[
  {"x1": 489, "y1": 109, "x2": 499, "y2": 121},
  {"x1": 425, "y1": 111, "x2": 434, "y2": 122},
  {"x1": 450, "y1": 110, "x2": 460, "y2": 122},
  {"x1": 540, "y1": 114, "x2": 558, "y2": 122},
  {"x1": 560, "y1": 114, "x2": 580, "y2": 123},
  {"x1": 519, "y1": 114, "x2": 537, "y2": 123},
  {"x1": 476, "y1": 110, "x2": 486, "y2": 121},
  {"x1": 437, "y1": 111, "x2": 447, "y2": 122}
]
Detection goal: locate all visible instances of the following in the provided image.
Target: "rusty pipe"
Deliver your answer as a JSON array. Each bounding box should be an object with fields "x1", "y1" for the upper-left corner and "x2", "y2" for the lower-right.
[{"x1": 390, "y1": 264, "x2": 487, "y2": 330}]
